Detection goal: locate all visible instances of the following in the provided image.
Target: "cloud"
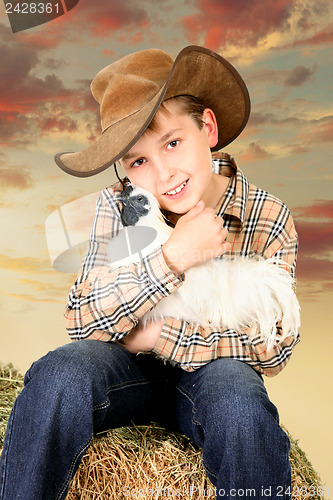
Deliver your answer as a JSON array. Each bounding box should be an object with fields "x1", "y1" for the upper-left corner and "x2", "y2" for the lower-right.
[
  {"x1": 84, "y1": 2, "x2": 150, "y2": 38},
  {"x1": 39, "y1": 116, "x2": 78, "y2": 134},
  {"x1": 180, "y1": 0, "x2": 333, "y2": 62},
  {"x1": 296, "y1": 255, "x2": 333, "y2": 283},
  {"x1": 293, "y1": 200, "x2": 333, "y2": 220},
  {"x1": 1, "y1": 0, "x2": 153, "y2": 51},
  {"x1": 0, "y1": 290, "x2": 63, "y2": 304},
  {"x1": 0, "y1": 166, "x2": 33, "y2": 190},
  {"x1": 291, "y1": 201, "x2": 333, "y2": 291},
  {"x1": 245, "y1": 64, "x2": 318, "y2": 89},
  {"x1": 0, "y1": 254, "x2": 52, "y2": 274},
  {"x1": 246, "y1": 109, "x2": 332, "y2": 157},
  {"x1": 284, "y1": 64, "x2": 318, "y2": 87},
  {"x1": 0, "y1": 153, "x2": 34, "y2": 190},
  {"x1": 181, "y1": 0, "x2": 293, "y2": 50},
  {"x1": 0, "y1": 25, "x2": 93, "y2": 148},
  {"x1": 288, "y1": 21, "x2": 333, "y2": 48},
  {"x1": 248, "y1": 111, "x2": 302, "y2": 128},
  {"x1": 238, "y1": 142, "x2": 273, "y2": 163},
  {"x1": 296, "y1": 220, "x2": 333, "y2": 257},
  {"x1": 291, "y1": 116, "x2": 333, "y2": 147}
]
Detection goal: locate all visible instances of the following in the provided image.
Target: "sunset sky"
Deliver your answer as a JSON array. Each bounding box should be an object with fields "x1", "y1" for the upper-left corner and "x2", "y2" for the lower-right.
[{"x1": 0, "y1": 0, "x2": 332, "y2": 490}]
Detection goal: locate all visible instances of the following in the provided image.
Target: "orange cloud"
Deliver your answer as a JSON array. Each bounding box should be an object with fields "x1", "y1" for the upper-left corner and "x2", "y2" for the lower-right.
[
  {"x1": 0, "y1": 166, "x2": 33, "y2": 190},
  {"x1": 292, "y1": 117, "x2": 333, "y2": 147},
  {"x1": 0, "y1": 254, "x2": 51, "y2": 274},
  {"x1": 283, "y1": 116, "x2": 333, "y2": 155},
  {"x1": 0, "y1": 290, "x2": 63, "y2": 304},
  {"x1": 0, "y1": 154, "x2": 34, "y2": 190},
  {"x1": 238, "y1": 142, "x2": 273, "y2": 163}
]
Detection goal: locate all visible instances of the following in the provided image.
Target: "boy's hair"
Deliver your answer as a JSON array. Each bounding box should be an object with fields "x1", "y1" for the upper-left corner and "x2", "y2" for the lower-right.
[{"x1": 148, "y1": 95, "x2": 206, "y2": 132}]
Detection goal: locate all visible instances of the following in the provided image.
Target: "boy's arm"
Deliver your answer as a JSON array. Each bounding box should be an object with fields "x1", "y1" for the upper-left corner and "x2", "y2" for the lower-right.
[
  {"x1": 152, "y1": 320, "x2": 300, "y2": 377},
  {"x1": 64, "y1": 189, "x2": 184, "y2": 342},
  {"x1": 152, "y1": 206, "x2": 300, "y2": 377}
]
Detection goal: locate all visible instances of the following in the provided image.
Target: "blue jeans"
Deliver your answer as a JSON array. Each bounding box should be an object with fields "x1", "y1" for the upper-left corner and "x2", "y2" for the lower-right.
[{"x1": 0, "y1": 341, "x2": 291, "y2": 499}]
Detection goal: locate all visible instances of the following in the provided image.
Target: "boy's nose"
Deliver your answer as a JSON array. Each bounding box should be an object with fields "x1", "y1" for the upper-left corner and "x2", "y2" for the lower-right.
[{"x1": 153, "y1": 158, "x2": 176, "y2": 183}]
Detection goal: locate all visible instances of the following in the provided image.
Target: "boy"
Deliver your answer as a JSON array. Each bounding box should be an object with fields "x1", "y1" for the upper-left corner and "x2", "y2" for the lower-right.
[{"x1": 0, "y1": 46, "x2": 299, "y2": 499}]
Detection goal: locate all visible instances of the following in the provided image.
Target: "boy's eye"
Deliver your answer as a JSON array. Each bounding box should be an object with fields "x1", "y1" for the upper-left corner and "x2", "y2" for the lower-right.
[
  {"x1": 132, "y1": 158, "x2": 146, "y2": 168},
  {"x1": 167, "y1": 140, "x2": 179, "y2": 149}
]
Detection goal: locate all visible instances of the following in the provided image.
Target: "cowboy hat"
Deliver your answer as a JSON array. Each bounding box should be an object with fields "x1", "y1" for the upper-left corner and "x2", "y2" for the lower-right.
[{"x1": 55, "y1": 45, "x2": 250, "y2": 177}]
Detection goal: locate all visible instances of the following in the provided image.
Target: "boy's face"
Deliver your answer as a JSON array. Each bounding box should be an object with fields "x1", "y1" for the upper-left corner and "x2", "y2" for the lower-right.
[{"x1": 119, "y1": 100, "x2": 219, "y2": 216}]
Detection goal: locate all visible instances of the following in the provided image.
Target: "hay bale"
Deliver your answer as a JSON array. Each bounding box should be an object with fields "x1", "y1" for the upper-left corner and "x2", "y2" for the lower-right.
[
  {"x1": 0, "y1": 364, "x2": 324, "y2": 499},
  {"x1": 68, "y1": 424, "x2": 211, "y2": 499},
  {"x1": 0, "y1": 363, "x2": 24, "y2": 448},
  {"x1": 67, "y1": 425, "x2": 324, "y2": 500}
]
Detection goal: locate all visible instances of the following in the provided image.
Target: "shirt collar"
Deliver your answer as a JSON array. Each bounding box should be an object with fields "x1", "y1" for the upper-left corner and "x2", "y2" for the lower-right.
[{"x1": 212, "y1": 152, "x2": 249, "y2": 225}]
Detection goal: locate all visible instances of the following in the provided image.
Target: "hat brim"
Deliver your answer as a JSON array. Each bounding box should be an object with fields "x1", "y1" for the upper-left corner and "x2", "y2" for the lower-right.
[{"x1": 55, "y1": 46, "x2": 250, "y2": 178}]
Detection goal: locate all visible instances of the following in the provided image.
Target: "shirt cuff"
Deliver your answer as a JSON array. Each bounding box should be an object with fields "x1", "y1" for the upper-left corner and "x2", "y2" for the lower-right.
[{"x1": 152, "y1": 318, "x2": 184, "y2": 360}]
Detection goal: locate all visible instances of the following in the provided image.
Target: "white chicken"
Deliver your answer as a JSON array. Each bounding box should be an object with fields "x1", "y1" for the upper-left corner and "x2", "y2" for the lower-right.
[{"x1": 107, "y1": 184, "x2": 300, "y2": 350}]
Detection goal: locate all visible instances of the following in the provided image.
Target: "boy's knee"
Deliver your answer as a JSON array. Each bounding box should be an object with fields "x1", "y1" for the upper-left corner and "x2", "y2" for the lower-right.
[
  {"x1": 186, "y1": 359, "x2": 280, "y2": 433},
  {"x1": 24, "y1": 340, "x2": 122, "y2": 388}
]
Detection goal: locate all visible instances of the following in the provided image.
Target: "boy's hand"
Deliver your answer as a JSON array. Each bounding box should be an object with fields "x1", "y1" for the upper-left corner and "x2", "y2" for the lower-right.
[
  {"x1": 162, "y1": 201, "x2": 230, "y2": 275},
  {"x1": 119, "y1": 319, "x2": 164, "y2": 353}
]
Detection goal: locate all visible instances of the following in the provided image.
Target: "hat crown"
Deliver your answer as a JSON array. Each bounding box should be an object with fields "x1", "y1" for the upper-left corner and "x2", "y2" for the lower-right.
[
  {"x1": 55, "y1": 45, "x2": 251, "y2": 177},
  {"x1": 91, "y1": 49, "x2": 173, "y2": 132}
]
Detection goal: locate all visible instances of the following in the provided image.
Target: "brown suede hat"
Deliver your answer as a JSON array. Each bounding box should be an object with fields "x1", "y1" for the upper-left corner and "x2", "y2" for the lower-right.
[{"x1": 55, "y1": 45, "x2": 250, "y2": 177}]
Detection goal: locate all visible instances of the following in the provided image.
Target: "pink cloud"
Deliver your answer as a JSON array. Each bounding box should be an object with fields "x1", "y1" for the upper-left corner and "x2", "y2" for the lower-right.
[
  {"x1": 288, "y1": 22, "x2": 333, "y2": 48},
  {"x1": 291, "y1": 215, "x2": 333, "y2": 288},
  {"x1": 296, "y1": 255, "x2": 333, "y2": 283},
  {"x1": 81, "y1": 2, "x2": 150, "y2": 38},
  {"x1": 39, "y1": 116, "x2": 78, "y2": 134},
  {"x1": 0, "y1": 26, "x2": 95, "y2": 147},
  {"x1": 293, "y1": 200, "x2": 333, "y2": 220},
  {"x1": 181, "y1": 0, "x2": 293, "y2": 49},
  {"x1": 181, "y1": 0, "x2": 333, "y2": 52},
  {"x1": 291, "y1": 202, "x2": 333, "y2": 287},
  {"x1": 296, "y1": 220, "x2": 333, "y2": 257}
]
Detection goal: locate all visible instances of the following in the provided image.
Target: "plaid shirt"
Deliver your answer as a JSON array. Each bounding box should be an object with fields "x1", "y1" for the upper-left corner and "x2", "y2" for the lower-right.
[{"x1": 65, "y1": 152, "x2": 300, "y2": 376}]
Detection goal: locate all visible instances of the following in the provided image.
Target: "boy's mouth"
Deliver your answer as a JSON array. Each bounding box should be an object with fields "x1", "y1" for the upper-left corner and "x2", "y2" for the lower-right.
[{"x1": 163, "y1": 179, "x2": 189, "y2": 197}]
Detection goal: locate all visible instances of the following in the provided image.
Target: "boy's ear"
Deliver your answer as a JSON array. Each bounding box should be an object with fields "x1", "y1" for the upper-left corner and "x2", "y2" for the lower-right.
[{"x1": 202, "y1": 108, "x2": 219, "y2": 148}]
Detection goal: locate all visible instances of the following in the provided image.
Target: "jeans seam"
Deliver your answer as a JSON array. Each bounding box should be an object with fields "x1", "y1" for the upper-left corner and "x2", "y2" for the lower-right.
[
  {"x1": 93, "y1": 400, "x2": 110, "y2": 411},
  {"x1": 176, "y1": 384, "x2": 220, "y2": 481},
  {"x1": 106, "y1": 377, "x2": 158, "y2": 393},
  {"x1": 55, "y1": 436, "x2": 93, "y2": 500},
  {"x1": 201, "y1": 456, "x2": 218, "y2": 480},
  {"x1": 175, "y1": 384, "x2": 195, "y2": 404}
]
